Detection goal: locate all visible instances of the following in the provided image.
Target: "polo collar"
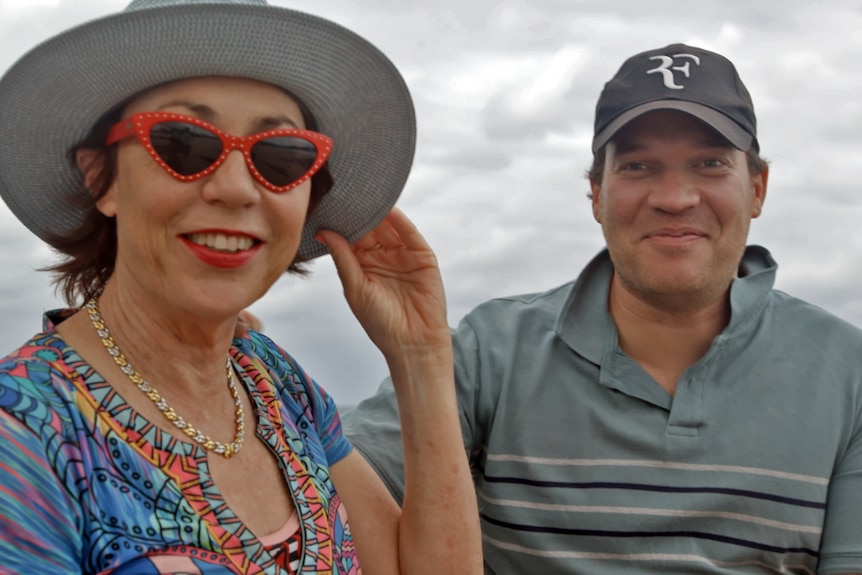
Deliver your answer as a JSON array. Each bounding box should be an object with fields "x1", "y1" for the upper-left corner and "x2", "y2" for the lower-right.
[{"x1": 555, "y1": 246, "x2": 778, "y2": 365}]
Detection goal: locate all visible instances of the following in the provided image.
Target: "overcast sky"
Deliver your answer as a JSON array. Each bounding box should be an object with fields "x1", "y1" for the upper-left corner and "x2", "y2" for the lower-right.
[{"x1": 1, "y1": 0, "x2": 861, "y2": 407}]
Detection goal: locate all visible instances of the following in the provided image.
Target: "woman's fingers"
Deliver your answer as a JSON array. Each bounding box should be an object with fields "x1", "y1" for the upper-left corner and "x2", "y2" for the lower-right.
[
  {"x1": 317, "y1": 208, "x2": 440, "y2": 306},
  {"x1": 381, "y1": 207, "x2": 429, "y2": 251},
  {"x1": 345, "y1": 208, "x2": 428, "y2": 254},
  {"x1": 316, "y1": 229, "x2": 363, "y2": 295}
]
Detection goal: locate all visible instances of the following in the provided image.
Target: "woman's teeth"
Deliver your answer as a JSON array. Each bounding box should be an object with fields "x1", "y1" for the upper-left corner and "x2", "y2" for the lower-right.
[{"x1": 188, "y1": 233, "x2": 254, "y2": 253}]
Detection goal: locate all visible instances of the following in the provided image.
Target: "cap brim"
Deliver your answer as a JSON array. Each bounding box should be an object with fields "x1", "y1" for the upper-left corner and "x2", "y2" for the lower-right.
[
  {"x1": 0, "y1": 3, "x2": 415, "y2": 260},
  {"x1": 592, "y1": 100, "x2": 754, "y2": 153}
]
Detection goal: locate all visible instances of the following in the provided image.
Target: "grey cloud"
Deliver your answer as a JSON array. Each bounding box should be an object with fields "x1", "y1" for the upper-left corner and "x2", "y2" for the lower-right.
[
  {"x1": 436, "y1": 147, "x2": 514, "y2": 171},
  {"x1": 3, "y1": 0, "x2": 862, "y2": 406}
]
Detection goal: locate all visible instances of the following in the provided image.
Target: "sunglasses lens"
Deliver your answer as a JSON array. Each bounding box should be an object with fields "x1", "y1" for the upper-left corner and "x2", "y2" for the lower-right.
[
  {"x1": 251, "y1": 137, "x2": 319, "y2": 188},
  {"x1": 149, "y1": 122, "x2": 223, "y2": 176}
]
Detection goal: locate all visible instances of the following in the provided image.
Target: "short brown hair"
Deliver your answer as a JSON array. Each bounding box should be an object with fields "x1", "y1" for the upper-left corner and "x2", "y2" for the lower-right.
[{"x1": 45, "y1": 96, "x2": 334, "y2": 306}]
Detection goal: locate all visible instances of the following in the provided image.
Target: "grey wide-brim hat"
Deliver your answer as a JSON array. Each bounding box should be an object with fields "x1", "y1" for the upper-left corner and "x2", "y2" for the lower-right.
[{"x1": 0, "y1": 0, "x2": 416, "y2": 260}]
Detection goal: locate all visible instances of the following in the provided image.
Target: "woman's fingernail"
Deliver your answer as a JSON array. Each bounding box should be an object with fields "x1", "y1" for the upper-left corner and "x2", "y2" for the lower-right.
[{"x1": 315, "y1": 233, "x2": 327, "y2": 246}]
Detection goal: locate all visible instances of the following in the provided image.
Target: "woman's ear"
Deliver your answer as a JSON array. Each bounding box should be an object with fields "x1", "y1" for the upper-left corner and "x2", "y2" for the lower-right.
[{"x1": 76, "y1": 148, "x2": 117, "y2": 217}]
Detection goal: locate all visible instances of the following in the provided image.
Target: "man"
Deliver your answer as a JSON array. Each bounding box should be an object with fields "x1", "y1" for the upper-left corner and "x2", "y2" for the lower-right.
[{"x1": 343, "y1": 44, "x2": 862, "y2": 574}]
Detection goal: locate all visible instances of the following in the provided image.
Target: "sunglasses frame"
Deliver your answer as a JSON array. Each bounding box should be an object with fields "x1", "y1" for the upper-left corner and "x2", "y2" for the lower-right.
[{"x1": 106, "y1": 112, "x2": 333, "y2": 193}]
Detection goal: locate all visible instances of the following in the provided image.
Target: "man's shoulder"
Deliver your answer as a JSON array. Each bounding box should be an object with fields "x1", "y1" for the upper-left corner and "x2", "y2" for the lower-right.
[
  {"x1": 457, "y1": 251, "x2": 613, "y2": 342},
  {"x1": 766, "y1": 288, "x2": 862, "y2": 343},
  {"x1": 471, "y1": 279, "x2": 579, "y2": 313},
  {"x1": 461, "y1": 280, "x2": 578, "y2": 327}
]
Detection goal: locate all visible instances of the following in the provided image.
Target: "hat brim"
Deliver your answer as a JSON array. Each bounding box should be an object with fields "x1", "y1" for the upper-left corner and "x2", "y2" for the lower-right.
[
  {"x1": 591, "y1": 100, "x2": 754, "y2": 153},
  {"x1": 0, "y1": 3, "x2": 415, "y2": 260}
]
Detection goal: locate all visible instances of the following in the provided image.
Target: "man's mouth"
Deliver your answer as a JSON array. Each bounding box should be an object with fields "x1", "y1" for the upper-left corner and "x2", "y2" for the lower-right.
[{"x1": 645, "y1": 228, "x2": 706, "y2": 239}]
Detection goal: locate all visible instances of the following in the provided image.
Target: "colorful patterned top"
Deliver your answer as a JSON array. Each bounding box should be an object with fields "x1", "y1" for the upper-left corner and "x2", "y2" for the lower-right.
[{"x1": 0, "y1": 311, "x2": 359, "y2": 574}]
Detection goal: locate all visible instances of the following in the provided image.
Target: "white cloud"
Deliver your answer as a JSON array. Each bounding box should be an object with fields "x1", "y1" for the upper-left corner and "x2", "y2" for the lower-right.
[
  {"x1": 1, "y1": 0, "x2": 861, "y2": 406},
  {"x1": 0, "y1": 0, "x2": 60, "y2": 14}
]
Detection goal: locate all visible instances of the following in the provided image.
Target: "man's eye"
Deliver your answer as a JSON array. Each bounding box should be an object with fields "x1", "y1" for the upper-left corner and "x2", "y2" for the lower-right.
[
  {"x1": 701, "y1": 158, "x2": 725, "y2": 168},
  {"x1": 622, "y1": 162, "x2": 647, "y2": 171}
]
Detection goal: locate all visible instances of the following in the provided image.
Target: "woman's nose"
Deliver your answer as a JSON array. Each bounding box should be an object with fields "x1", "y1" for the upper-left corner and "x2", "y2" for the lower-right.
[{"x1": 200, "y1": 150, "x2": 261, "y2": 208}]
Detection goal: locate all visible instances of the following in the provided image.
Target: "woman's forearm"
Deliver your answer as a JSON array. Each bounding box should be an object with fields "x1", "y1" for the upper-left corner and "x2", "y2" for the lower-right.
[{"x1": 386, "y1": 344, "x2": 483, "y2": 574}]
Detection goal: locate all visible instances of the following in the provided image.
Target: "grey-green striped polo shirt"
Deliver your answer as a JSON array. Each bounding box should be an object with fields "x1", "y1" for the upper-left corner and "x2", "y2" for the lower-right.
[{"x1": 344, "y1": 246, "x2": 862, "y2": 574}]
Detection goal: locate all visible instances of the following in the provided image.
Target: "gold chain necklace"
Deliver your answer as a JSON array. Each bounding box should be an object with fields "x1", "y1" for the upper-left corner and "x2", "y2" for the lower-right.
[{"x1": 86, "y1": 298, "x2": 245, "y2": 458}]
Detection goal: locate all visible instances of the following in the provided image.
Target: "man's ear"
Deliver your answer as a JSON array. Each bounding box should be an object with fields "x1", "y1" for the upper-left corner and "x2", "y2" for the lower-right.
[
  {"x1": 76, "y1": 148, "x2": 117, "y2": 217},
  {"x1": 590, "y1": 175, "x2": 602, "y2": 223},
  {"x1": 750, "y1": 165, "x2": 769, "y2": 219}
]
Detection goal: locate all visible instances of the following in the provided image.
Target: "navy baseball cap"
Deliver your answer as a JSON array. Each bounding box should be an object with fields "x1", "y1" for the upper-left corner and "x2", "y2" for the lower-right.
[{"x1": 592, "y1": 43, "x2": 758, "y2": 153}]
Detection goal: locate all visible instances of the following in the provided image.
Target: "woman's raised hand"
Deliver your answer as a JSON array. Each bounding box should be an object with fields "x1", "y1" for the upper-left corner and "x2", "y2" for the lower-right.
[
  {"x1": 316, "y1": 208, "x2": 449, "y2": 359},
  {"x1": 322, "y1": 208, "x2": 484, "y2": 574}
]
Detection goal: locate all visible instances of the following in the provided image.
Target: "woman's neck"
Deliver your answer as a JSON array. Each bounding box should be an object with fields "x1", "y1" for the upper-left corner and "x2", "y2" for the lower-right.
[{"x1": 76, "y1": 279, "x2": 240, "y2": 400}]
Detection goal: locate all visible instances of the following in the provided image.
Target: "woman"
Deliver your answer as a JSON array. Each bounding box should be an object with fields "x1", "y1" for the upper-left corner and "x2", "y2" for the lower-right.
[{"x1": 0, "y1": 1, "x2": 481, "y2": 573}]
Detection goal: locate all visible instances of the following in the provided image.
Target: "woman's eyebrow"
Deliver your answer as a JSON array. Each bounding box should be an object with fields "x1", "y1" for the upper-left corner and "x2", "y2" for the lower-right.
[
  {"x1": 155, "y1": 100, "x2": 213, "y2": 119},
  {"x1": 153, "y1": 102, "x2": 302, "y2": 130},
  {"x1": 255, "y1": 115, "x2": 301, "y2": 131}
]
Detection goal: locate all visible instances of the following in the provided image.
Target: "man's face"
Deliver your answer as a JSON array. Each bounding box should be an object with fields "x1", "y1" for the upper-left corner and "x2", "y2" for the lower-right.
[{"x1": 590, "y1": 110, "x2": 768, "y2": 311}]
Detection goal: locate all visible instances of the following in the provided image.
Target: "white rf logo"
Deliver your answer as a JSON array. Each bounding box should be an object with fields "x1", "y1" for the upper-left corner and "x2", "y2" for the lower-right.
[{"x1": 646, "y1": 54, "x2": 702, "y2": 90}]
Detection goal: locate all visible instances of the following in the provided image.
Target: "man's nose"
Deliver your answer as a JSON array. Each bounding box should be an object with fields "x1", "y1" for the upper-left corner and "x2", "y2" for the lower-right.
[{"x1": 647, "y1": 167, "x2": 700, "y2": 213}]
